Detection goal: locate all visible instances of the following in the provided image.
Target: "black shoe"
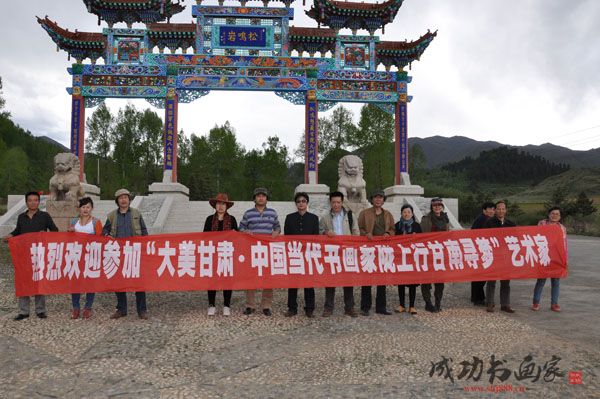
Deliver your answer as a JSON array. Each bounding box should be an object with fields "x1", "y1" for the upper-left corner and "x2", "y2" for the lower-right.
[
  {"x1": 284, "y1": 310, "x2": 297, "y2": 317},
  {"x1": 243, "y1": 307, "x2": 255, "y2": 315},
  {"x1": 376, "y1": 310, "x2": 392, "y2": 315},
  {"x1": 305, "y1": 310, "x2": 315, "y2": 318},
  {"x1": 425, "y1": 301, "x2": 436, "y2": 313},
  {"x1": 14, "y1": 314, "x2": 29, "y2": 321},
  {"x1": 434, "y1": 301, "x2": 442, "y2": 313},
  {"x1": 473, "y1": 300, "x2": 486, "y2": 307},
  {"x1": 360, "y1": 310, "x2": 370, "y2": 316},
  {"x1": 36, "y1": 313, "x2": 47, "y2": 319},
  {"x1": 262, "y1": 309, "x2": 272, "y2": 316}
]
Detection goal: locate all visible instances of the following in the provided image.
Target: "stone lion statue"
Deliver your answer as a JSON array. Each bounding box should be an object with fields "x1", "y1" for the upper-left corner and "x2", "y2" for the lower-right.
[
  {"x1": 49, "y1": 153, "x2": 84, "y2": 202},
  {"x1": 338, "y1": 155, "x2": 368, "y2": 206}
]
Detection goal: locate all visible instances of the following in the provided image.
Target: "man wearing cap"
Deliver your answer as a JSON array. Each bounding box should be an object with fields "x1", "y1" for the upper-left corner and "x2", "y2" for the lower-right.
[
  {"x1": 239, "y1": 187, "x2": 281, "y2": 316},
  {"x1": 357, "y1": 190, "x2": 395, "y2": 316},
  {"x1": 420, "y1": 197, "x2": 450, "y2": 313},
  {"x1": 319, "y1": 191, "x2": 360, "y2": 317},
  {"x1": 103, "y1": 188, "x2": 149, "y2": 319},
  {"x1": 284, "y1": 192, "x2": 320, "y2": 318}
]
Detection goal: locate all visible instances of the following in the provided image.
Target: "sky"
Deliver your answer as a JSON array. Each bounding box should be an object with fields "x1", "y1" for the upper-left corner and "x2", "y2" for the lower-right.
[{"x1": 1, "y1": 0, "x2": 599, "y2": 156}]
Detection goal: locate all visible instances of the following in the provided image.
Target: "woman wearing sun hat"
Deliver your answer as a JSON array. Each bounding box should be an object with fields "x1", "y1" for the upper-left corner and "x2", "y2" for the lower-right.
[{"x1": 203, "y1": 193, "x2": 238, "y2": 316}]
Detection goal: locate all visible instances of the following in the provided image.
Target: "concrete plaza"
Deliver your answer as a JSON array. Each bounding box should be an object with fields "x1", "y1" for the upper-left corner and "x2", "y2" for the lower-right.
[{"x1": 0, "y1": 236, "x2": 598, "y2": 398}]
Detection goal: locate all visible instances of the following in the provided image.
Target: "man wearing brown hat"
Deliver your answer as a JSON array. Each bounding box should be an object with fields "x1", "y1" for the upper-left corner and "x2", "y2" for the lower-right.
[
  {"x1": 239, "y1": 187, "x2": 281, "y2": 316},
  {"x1": 358, "y1": 190, "x2": 395, "y2": 316},
  {"x1": 203, "y1": 193, "x2": 238, "y2": 316},
  {"x1": 103, "y1": 188, "x2": 149, "y2": 319}
]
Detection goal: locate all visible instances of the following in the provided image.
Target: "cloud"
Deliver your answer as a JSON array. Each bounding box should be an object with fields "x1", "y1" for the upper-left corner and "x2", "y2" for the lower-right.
[{"x1": 1, "y1": 0, "x2": 599, "y2": 153}]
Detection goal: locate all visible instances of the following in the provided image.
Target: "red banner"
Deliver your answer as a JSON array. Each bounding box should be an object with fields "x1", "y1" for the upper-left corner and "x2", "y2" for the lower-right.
[{"x1": 8, "y1": 225, "x2": 567, "y2": 297}]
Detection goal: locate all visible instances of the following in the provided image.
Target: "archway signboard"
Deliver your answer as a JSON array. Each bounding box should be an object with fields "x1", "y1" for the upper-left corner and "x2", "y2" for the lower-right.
[{"x1": 38, "y1": 0, "x2": 436, "y2": 189}]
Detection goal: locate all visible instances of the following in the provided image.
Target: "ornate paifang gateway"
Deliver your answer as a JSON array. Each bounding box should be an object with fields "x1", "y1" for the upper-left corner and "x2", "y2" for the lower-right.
[
  {"x1": 38, "y1": 0, "x2": 436, "y2": 188},
  {"x1": 83, "y1": 0, "x2": 186, "y2": 27}
]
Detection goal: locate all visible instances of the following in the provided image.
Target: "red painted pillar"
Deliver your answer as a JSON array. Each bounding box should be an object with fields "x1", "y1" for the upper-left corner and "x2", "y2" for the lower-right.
[{"x1": 70, "y1": 94, "x2": 86, "y2": 182}]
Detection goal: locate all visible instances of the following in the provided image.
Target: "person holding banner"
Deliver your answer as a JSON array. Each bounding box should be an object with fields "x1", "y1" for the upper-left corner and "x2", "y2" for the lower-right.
[
  {"x1": 67, "y1": 197, "x2": 103, "y2": 320},
  {"x1": 203, "y1": 193, "x2": 238, "y2": 316},
  {"x1": 102, "y1": 188, "x2": 150, "y2": 320},
  {"x1": 358, "y1": 190, "x2": 395, "y2": 316},
  {"x1": 394, "y1": 204, "x2": 422, "y2": 315},
  {"x1": 419, "y1": 197, "x2": 449, "y2": 313},
  {"x1": 284, "y1": 192, "x2": 320, "y2": 318},
  {"x1": 532, "y1": 206, "x2": 566, "y2": 312},
  {"x1": 470, "y1": 202, "x2": 496, "y2": 306},
  {"x1": 239, "y1": 187, "x2": 281, "y2": 317},
  {"x1": 3, "y1": 191, "x2": 58, "y2": 321},
  {"x1": 485, "y1": 200, "x2": 517, "y2": 313},
  {"x1": 320, "y1": 191, "x2": 360, "y2": 318}
]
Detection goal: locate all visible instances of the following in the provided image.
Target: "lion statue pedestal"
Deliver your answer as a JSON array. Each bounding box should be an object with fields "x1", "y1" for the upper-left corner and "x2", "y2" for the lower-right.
[{"x1": 46, "y1": 153, "x2": 84, "y2": 231}]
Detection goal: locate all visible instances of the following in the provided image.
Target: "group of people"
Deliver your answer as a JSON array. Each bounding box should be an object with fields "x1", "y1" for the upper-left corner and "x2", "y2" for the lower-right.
[
  {"x1": 2, "y1": 187, "x2": 566, "y2": 321},
  {"x1": 469, "y1": 201, "x2": 565, "y2": 313}
]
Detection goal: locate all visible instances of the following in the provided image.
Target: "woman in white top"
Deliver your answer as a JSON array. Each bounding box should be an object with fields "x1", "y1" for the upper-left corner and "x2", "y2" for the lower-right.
[{"x1": 67, "y1": 197, "x2": 102, "y2": 319}]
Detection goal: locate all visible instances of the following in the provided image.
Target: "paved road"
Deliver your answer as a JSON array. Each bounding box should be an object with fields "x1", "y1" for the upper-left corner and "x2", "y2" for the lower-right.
[{"x1": 0, "y1": 237, "x2": 598, "y2": 398}]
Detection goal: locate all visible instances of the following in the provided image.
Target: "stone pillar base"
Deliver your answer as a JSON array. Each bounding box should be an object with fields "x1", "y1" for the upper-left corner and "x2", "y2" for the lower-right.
[
  {"x1": 148, "y1": 182, "x2": 189, "y2": 201},
  {"x1": 81, "y1": 183, "x2": 101, "y2": 202},
  {"x1": 295, "y1": 183, "x2": 330, "y2": 200},
  {"x1": 295, "y1": 183, "x2": 330, "y2": 194},
  {"x1": 384, "y1": 183, "x2": 425, "y2": 200},
  {"x1": 46, "y1": 199, "x2": 79, "y2": 232}
]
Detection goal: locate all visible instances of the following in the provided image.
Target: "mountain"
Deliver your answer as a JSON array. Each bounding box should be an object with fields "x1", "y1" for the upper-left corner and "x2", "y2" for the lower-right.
[
  {"x1": 408, "y1": 135, "x2": 600, "y2": 169},
  {"x1": 37, "y1": 135, "x2": 69, "y2": 152},
  {"x1": 510, "y1": 168, "x2": 600, "y2": 202}
]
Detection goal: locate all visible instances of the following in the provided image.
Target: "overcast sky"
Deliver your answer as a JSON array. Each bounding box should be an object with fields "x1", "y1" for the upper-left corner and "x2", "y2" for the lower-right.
[{"x1": 1, "y1": 0, "x2": 599, "y2": 156}]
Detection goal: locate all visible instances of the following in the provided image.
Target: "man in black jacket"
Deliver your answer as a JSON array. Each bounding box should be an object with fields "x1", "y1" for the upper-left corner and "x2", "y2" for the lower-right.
[
  {"x1": 484, "y1": 201, "x2": 517, "y2": 313},
  {"x1": 3, "y1": 191, "x2": 58, "y2": 320},
  {"x1": 470, "y1": 202, "x2": 495, "y2": 306},
  {"x1": 284, "y1": 192, "x2": 320, "y2": 317}
]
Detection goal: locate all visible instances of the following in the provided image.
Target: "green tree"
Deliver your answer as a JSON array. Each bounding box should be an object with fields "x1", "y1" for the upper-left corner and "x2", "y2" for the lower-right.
[
  {"x1": 177, "y1": 129, "x2": 191, "y2": 166},
  {"x1": 86, "y1": 102, "x2": 113, "y2": 158},
  {"x1": 206, "y1": 122, "x2": 246, "y2": 195},
  {"x1": 408, "y1": 143, "x2": 427, "y2": 180},
  {"x1": 138, "y1": 108, "x2": 163, "y2": 184},
  {"x1": 112, "y1": 103, "x2": 142, "y2": 187},
  {"x1": 570, "y1": 191, "x2": 597, "y2": 217},
  {"x1": 545, "y1": 185, "x2": 570, "y2": 213},
  {"x1": 0, "y1": 76, "x2": 9, "y2": 117},
  {"x1": 352, "y1": 105, "x2": 395, "y2": 189},
  {"x1": 0, "y1": 147, "x2": 29, "y2": 196},
  {"x1": 293, "y1": 105, "x2": 356, "y2": 162},
  {"x1": 319, "y1": 105, "x2": 356, "y2": 157},
  {"x1": 260, "y1": 136, "x2": 292, "y2": 199}
]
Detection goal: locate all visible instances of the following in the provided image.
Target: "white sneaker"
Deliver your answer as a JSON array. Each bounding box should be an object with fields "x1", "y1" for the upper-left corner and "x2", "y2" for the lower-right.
[
  {"x1": 207, "y1": 306, "x2": 216, "y2": 316},
  {"x1": 223, "y1": 306, "x2": 231, "y2": 316}
]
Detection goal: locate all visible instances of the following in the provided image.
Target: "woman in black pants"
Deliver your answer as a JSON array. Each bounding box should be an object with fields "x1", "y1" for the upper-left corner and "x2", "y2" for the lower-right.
[
  {"x1": 203, "y1": 193, "x2": 238, "y2": 316},
  {"x1": 394, "y1": 204, "x2": 422, "y2": 315}
]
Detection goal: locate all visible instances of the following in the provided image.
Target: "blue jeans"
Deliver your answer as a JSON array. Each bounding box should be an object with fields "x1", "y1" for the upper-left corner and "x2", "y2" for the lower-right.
[
  {"x1": 71, "y1": 293, "x2": 95, "y2": 309},
  {"x1": 533, "y1": 278, "x2": 560, "y2": 305}
]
